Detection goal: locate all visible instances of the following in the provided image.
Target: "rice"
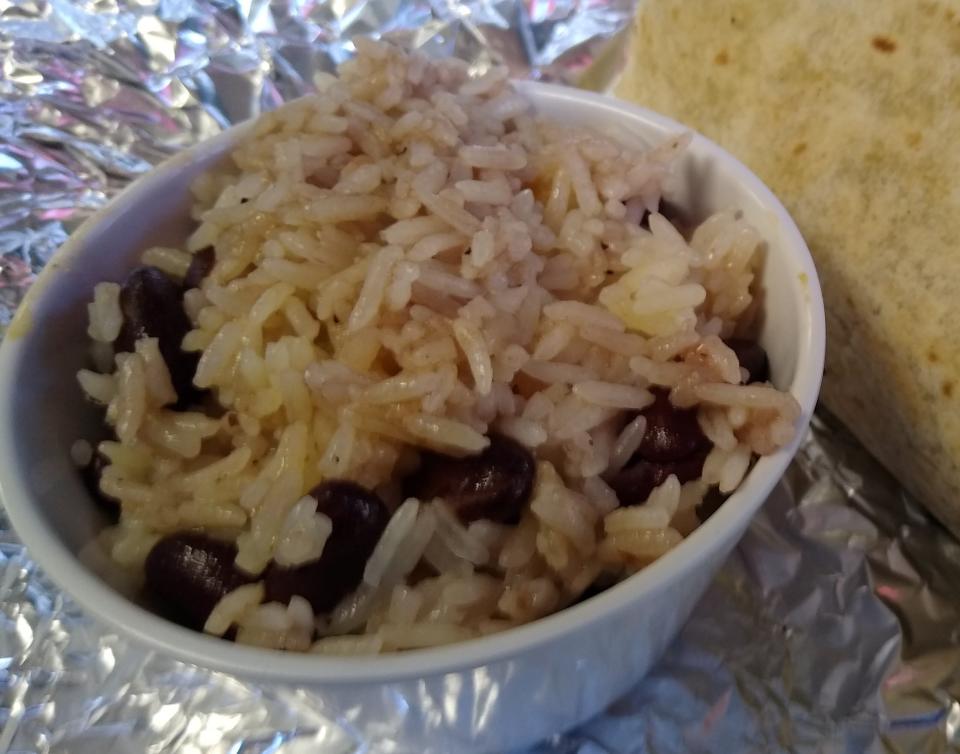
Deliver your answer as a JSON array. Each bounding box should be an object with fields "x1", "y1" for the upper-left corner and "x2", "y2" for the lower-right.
[
  {"x1": 274, "y1": 496, "x2": 333, "y2": 567},
  {"x1": 363, "y1": 498, "x2": 420, "y2": 587},
  {"x1": 452, "y1": 318, "x2": 493, "y2": 395},
  {"x1": 432, "y1": 501, "x2": 490, "y2": 566},
  {"x1": 459, "y1": 145, "x2": 527, "y2": 170},
  {"x1": 78, "y1": 40, "x2": 800, "y2": 654},
  {"x1": 402, "y1": 413, "x2": 490, "y2": 455},
  {"x1": 112, "y1": 353, "x2": 148, "y2": 444},
  {"x1": 78, "y1": 369, "x2": 117, "y2": 405},
  {"x1": 521, "y1": 360, "x2": 596, "y2": 384},
  {"x1": 140, "y1": 246, "x2": 193, "y2": 278},
  {"x1": 86, "y1": 282, "x2": 123, "y2": 343},
  {"x1": 572, "y1": 381, "x2": 653, "y2": 410},
  {"x1": 135, "y1": 338, "x2": 177, "y2": 407},
  {"x1": 407, "y1": 232, "x2": 466, "y2": 262},
  {"x1": 205, "y1": 583, "x2": 265, "y2": 636},
  {"x1": 347, "y1": 246, "x2": 402, "y2": 331}
]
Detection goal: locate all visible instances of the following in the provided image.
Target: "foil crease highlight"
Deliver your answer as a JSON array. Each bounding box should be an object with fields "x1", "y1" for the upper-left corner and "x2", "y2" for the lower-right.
[{"x1": 0, "y1": 0, "x2": 958, "y2": 751}]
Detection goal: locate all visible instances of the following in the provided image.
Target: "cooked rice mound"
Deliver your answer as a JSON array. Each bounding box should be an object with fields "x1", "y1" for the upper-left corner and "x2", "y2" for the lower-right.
[{"x1": 77, "y1": 39, "x2": 800, "y2": 653}]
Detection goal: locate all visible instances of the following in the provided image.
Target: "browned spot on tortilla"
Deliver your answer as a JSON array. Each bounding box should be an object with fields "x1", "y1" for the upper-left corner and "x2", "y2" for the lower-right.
[
  {"x1": 872, "y1": 35, "x2": 897, "y2": 52},
  {"x1": 927, "y1": 347, "x2": 940, "y2": 364},
  {"x1": 906, "y1": 131, "x2": 922, "y2": 147},
  {"x1": 792, "y1": 142, "x2": 808, "y2": 155},
  {"x1": 942, "y1": 380, "x2": 955, "y2": 398},
  {"x1": 714, "y1": 50, "x2": 729, "y2": 65}
]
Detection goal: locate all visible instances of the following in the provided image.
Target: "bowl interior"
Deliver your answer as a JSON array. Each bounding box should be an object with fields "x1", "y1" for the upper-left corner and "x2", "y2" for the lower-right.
[{"x1": 0, "y1": 83, "x2": 823, "y2": 681}]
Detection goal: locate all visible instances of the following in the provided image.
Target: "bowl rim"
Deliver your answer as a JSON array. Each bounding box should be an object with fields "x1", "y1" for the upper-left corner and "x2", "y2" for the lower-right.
[{"x1": 0, "y1": 81, "x2": 825, "y2": 683}]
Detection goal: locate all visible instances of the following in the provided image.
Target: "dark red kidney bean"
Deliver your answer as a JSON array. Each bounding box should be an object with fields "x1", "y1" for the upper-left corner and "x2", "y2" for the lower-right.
[
  {"x1": 115, "y1": 266, "x2": 187, "y2": 353},
  {"x1": 80, "y1": 451, "x2": 120, "y2": 521},
  {"x1": 182, "y1": 246, "x2": 215, "y2": 291},
  {"x1": 634, "y1": 389, "x2": 710, "y2": 463},
  {"x1": 404, "y1": 433, "x2": 536, "y2": 524},
  {"x1": 606, "y1": 446, "x2": 709, "y2": 507},
  {"x1": 115, "y1": 265, "x2": 202, "y2": 408},
  {"x1": 264, "y1": 480, "x2": 391, "y2": 613},
  {"x1": 145, "y1": 533, "x2": 253, "y2": 631},
  {"x1": 724, "y1": 338, "x2": 770, "y2": 384}
]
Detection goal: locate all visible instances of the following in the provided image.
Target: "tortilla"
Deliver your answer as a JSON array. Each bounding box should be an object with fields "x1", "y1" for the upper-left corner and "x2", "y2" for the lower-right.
[{"x1": 615, "y1": 0, "x2": 960, "y2": 538}]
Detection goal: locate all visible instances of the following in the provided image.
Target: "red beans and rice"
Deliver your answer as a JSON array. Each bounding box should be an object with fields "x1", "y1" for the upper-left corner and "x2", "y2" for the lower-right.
[{"x1": 75, "y1": 40, "x2": 800, "y2": 653}]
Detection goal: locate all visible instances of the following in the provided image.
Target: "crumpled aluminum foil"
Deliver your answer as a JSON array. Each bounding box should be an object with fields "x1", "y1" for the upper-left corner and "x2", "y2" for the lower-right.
[{"x1": 0, "y1": 1, "x2": 958, "y2": 752}]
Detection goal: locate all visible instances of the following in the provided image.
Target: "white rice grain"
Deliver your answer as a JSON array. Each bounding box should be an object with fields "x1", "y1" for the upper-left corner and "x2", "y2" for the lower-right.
[
  {"x1": 205, "y1": 583, "x2": 265, "y2": 636},
  {"x1": 459, "y1": 144, "x2": 526, "y2": 170},
  {"x1": 455, "y1": 178, "x2": 512, "y2": 205},
  {"x1": 521, "y1": 360, "x2": 595, "y2": 384},
  {"x1": 718, "y1": 443, "x2": 752, "y2": 493},
  {"x1": 141, "y1": 246, "x2": 193, "y2": 279},
  {"x1": 573, "y1": 381, "x2": 653, "y2": 410},
  {"x1": 135, "y1": 338, "x2": 177, "y2": 406},
  {"x1": 364, "y1": 498, "x2": 420, "y2": 587},
  {"x1": 86, "y1": 282, "x2": 123, "y2": 343},
  {"x1": 582, "y1": 475, "x2": 620, "y2": 516},
  {"x1": 408, "y1": 232, "x2": 466, "y2": 262},
  {"x1": 431, "y1": 501, "x2": 489, "y2": 565},
  {"x1": 193, "y1": 321, "x2": 245, "y2": 389},
  {"x1": 381, "y1": 215, "x2": 449, "y2": 246},
  {"x1": 452, "y1": 318, "x2": 492, "y2": 395},
  {"x1": 609, "y1": 414, "x2": 647, "y2": 472},
  {"x1": 497, "y1": 416, "x2": 547, "y2": 448},
  {"x1": 543, "y1": 300, "x2": 625, "y2": 332},
  {"x1": 274, "y1": 496, "x2": 333, "y2": 567},
  {"x1": 308, "y1": 194, "x2": 388, "y2": 223},
  {"x1": 78, "y1": 369, "x2": 117, "y2": 405},
  {"x1": 402, "y1": 413, "x2": 490, "y2": 455},
  {"x1": 695, "y1": 383, "x2": 801, "y2": 420},
  {"x1": 113, "y1": 353, "x2": 148, "y2": 444},
  {"x1": 347, "y1": 246, "x2": 403, "y2": 332}
]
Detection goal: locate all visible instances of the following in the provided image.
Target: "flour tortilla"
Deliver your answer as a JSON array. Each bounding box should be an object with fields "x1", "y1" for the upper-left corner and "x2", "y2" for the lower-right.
[{"x1": 615, "y1": 0, "x2": 960, "y2": 537}]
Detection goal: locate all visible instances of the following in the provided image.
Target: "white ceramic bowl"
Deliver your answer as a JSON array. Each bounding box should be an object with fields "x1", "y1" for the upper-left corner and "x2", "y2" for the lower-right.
[{"x1": 0, "y1": 83, "x2": 824, "y2": 753}]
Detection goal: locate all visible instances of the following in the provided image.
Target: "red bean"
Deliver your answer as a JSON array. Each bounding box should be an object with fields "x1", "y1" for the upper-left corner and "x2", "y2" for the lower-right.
[
  {"x1": 605, "y1": 389, "x2": 712, "y2": 507},
  {"x1": 145, "y1": 533, "x2": 253, "y2": 631},
  {"x1": 115, "y1": 265, "x2": 203, "y2": 408},
  {"x1": 606, "y1": 446, "x2": 710, "y2": 507},
  {"x1": 264, "y1": 480, "x2": 390, "y2": 613},
  {"x1": 404, "y1": 433, "x2": 536, "y2": 524},
  {"x1": 635, "y1": 389, "x2": 710, "y2": 463}
]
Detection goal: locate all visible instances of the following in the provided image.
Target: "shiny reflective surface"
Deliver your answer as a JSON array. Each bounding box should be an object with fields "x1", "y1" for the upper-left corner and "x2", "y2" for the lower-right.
[{"x1": 0, "y1": 0, "x2": 957, "y2": 750}]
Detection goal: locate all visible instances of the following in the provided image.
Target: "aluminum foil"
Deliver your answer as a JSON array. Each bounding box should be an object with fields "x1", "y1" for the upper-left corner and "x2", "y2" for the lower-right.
[{"x1": 0, "y1": 0, "x2": 958, "y2": 752}]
